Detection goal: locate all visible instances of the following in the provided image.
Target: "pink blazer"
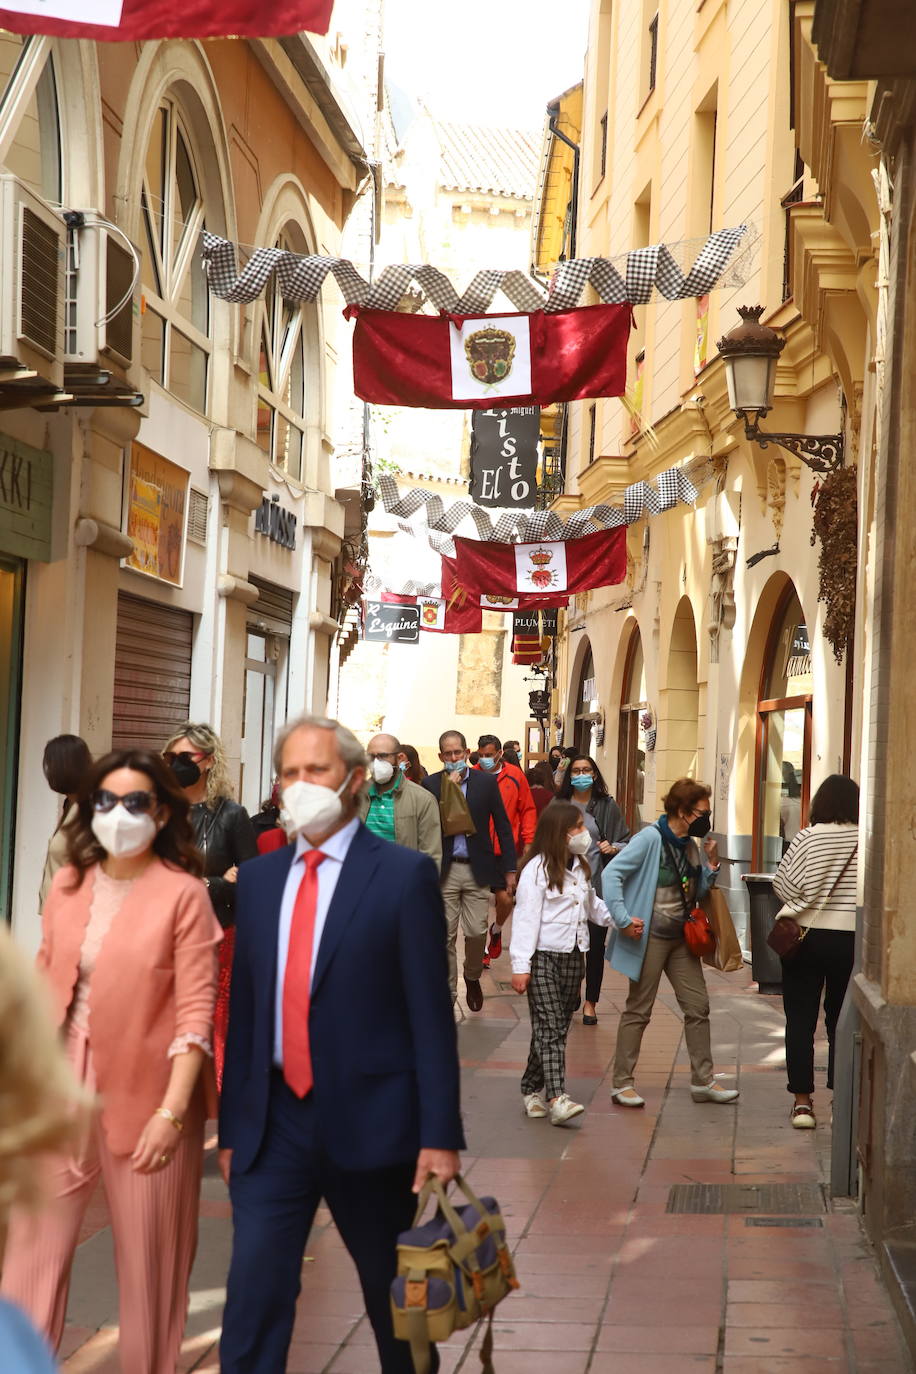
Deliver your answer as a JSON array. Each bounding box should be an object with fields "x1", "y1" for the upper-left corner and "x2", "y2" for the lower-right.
[{"x1": 39, "y1": 859, "x2": 223, "y2": 1155}]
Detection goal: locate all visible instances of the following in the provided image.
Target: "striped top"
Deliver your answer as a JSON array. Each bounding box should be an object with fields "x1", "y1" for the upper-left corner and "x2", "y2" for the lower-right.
[{"x1": 772, "y1": 823, "x2": 859, "y2": 932}]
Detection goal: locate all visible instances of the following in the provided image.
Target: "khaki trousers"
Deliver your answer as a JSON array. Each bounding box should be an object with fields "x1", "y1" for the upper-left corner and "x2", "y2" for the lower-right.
[
  {"x1": 441, "y1": 862, "x2": 490, "y2": 999},
  {"x1": 613, "y1": 934, "x2": 714, "y2": 1089}
]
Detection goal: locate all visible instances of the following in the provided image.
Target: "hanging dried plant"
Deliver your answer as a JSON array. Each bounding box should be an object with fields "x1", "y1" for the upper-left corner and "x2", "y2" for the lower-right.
[{"x1": 810, "y1": 466, "x2": 858, "y2": 663}]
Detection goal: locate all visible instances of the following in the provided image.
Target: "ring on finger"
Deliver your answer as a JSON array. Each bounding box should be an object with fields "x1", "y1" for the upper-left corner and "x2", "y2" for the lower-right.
[{"x1": 159, "y1": 1153, "x2": 169, "y2": 1165}]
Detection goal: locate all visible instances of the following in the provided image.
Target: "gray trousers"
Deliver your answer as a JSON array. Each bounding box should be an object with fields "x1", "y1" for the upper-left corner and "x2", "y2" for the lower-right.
[
  {"x1": 613, "y1": 934, "x2": 714, "y2": 1089},
  {"x1": 441, "y1": 862, "x2": 490, "y2": 1000}
]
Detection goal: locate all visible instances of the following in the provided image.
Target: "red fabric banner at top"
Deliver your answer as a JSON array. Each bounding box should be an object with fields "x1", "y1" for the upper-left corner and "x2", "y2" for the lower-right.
[
  {"x1": 454, "y1": 528, "x2": 628, "y2": 598},
  {"x1": 0, "y1": 0, "x2": 333, "y2": 40},
  {"x1": 347, "y1": 302, "x2": 631, "y2": 410}
]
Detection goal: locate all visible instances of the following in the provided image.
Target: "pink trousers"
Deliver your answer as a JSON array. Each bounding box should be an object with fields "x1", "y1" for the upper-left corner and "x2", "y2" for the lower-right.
[{"x1": 0, "y1": 1025, "x2": 204, "y2": 1374}]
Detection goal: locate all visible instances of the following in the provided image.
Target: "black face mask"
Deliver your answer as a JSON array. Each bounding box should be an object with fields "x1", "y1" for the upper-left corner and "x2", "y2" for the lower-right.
[
  {"x1": 688, "y1": 811, "x2": 712, "y2": 838},
  {"x1": 169, "y1": 752, "x2": 201, "y2": 788}
]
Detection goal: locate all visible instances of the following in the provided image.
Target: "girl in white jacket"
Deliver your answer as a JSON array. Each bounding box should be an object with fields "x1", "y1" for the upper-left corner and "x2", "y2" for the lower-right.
[{"x1": 510, "y1": 801, "x2": 613, "y2": 1126}]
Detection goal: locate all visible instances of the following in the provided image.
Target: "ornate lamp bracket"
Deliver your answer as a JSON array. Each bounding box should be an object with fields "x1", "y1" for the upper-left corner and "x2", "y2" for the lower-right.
[{"x1": 740, "y1": 413, "x2": 844, "y2": 473}]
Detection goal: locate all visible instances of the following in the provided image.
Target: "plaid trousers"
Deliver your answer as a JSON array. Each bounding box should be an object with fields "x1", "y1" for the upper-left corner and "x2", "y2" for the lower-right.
[{"x1": 521, "y1": 949, "x2": 585, "y2": 1101}]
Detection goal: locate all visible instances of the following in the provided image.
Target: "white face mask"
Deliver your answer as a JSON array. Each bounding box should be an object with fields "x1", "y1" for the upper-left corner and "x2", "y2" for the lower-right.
[
  {"x1": 91, "y1": 805, "x2": 158, "y2": 859},
  {"x1": 370, "y1": 758, "x2": 395, "y2": 785},
  {"x1": 568, "y1": 829, "x2": 591, "y2": 856},
  {"x1": 282, "y1": 772, "x2": 354, "y2": 839}
]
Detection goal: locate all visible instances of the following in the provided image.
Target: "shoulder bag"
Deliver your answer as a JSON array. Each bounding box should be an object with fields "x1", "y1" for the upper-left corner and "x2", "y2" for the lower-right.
[
  {"x1": 767, "y1": 843, "x2": 857, "y2": 961},
  {"x1": 661, "y1": 834, "x2": 717, "y2": 959}
]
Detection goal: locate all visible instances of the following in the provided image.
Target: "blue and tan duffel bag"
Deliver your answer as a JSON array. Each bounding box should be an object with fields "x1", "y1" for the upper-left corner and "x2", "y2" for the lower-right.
[{"x1": 390, "y1": 1174, "x2": 520, "y2": 1374}]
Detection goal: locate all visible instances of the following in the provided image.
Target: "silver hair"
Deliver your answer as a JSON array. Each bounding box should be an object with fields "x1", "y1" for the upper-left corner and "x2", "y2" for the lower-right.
[{"x1": 273, "y1": 713, "x2": 369, "y2": 775}]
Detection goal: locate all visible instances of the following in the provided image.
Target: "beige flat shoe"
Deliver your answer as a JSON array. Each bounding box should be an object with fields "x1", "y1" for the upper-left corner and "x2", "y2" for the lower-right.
[{"x1": 611, "y1": 1087, "x2": 645, "y2": 1108}]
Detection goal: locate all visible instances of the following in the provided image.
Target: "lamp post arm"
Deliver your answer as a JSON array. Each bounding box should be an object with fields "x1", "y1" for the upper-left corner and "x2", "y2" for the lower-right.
[{"x1": 741, "y1": 415, "x2": 844, "y2": 473}]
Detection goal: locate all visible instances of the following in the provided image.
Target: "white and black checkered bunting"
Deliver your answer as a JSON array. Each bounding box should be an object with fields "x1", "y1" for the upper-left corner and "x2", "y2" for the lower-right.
[{"x1": 201, "y1": 226, "x2": 753, "y2": 311}]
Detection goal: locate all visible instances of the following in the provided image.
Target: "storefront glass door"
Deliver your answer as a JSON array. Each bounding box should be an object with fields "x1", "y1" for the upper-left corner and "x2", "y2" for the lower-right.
[
  {"x1": 240, "y1": 632, "x2": 278, "y2": 817},
  {"x1": 0, "y1": 556, "x2": 25, "y2": 924},
  {"x1": 754, "y1": 587, "x2": 812, "y2": 870}
]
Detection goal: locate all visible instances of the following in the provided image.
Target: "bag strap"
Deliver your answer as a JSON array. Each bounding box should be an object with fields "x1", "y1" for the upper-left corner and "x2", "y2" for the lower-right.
[
  {"x1": 660, "y1": 833, "x2": 694, "y2": 919},
  {"x1": 411, "y1": 1174, "x2": 474, "y2": 1240},
  {"x1": 804, "y1": 844, "x2": 857, "y2": 935}
]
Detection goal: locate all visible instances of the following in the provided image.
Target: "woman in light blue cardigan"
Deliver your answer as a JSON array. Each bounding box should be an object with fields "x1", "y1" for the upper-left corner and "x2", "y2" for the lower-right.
[{"x1": 601, "y1": 777, "x2": 739, "y2": 1108}]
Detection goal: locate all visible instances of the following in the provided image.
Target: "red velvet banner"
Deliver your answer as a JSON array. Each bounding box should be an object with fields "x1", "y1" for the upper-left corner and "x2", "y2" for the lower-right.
[
  {"x1": 347, "y1": 303, "x2": 631, "y2": 410},
  {"x1": 0, "y1": 0, "x2": 333, "y2": 40},
  {"x1": 454, "y1": 528, "x2": 627, "y2": 598}
]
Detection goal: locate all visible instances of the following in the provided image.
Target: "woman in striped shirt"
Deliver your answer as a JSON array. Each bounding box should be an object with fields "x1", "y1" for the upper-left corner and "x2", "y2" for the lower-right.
[{"x1": 772, "y1": 775, "x2": 859, "y2": 1129}]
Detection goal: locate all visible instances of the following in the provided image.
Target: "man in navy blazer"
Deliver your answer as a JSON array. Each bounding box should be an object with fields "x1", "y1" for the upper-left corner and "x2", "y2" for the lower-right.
[{"x1": 219, "y1": 714, "x2": 464, "y2": 1374}]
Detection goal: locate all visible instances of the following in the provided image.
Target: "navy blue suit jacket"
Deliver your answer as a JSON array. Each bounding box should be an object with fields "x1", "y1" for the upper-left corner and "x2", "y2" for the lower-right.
[{"x1": 218, "y1": 823, "x2": 465, "y2": 1173}]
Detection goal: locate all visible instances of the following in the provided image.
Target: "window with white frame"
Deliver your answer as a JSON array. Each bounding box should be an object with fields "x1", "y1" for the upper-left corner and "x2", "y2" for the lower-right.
[
  {"x1": 140, "y1": 99, "x2": 210, "y2": 413},
  {"x1": 256, "y1": 230, "x2": 309, "y2": 481},
  {"x1": 0, "y1": 35, "x2": 61, "y2": 203}
]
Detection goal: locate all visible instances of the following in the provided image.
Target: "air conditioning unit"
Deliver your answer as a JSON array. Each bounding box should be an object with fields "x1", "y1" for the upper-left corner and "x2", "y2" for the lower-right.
[
  {"x1": 0, "y1": 174, "x2": 65, "y2": 389},
  {"x1": 64, "y1": 214, "x2": 139, "y2": 370}
]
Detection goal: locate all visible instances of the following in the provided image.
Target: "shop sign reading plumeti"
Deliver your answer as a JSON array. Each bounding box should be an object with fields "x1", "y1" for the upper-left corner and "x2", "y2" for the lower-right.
[{"x1": 125, "y1": 443, "x2": 189, "y2": 586}]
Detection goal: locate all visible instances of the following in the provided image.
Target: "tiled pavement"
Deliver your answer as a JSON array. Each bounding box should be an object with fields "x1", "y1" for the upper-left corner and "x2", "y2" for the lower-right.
[{"x1": 60, "y1": 947, "x2": 911, "y2": 1374}]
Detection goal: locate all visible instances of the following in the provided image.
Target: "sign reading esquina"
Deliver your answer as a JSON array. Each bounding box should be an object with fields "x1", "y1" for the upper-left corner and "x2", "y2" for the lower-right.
[{"x1": 0, "y1": 435, "x2": 54, "y2": 562}]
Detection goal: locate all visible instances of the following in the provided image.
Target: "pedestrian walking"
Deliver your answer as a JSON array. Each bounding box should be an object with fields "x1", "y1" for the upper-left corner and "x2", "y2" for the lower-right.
[
  {"x1": 0, "y1": 922, "x2": 89, "y2": 1374},
  {"x1": 510, "y1": 802, "x2": 613, "y2": 1126},
  {"x1": 556, "y1": 754, "x2": 630, "y2": 1024},
  {"x1": 603, "y1": 778, "x2": 739, "y2": 1108},
  {"x1": 397, "y1": 743, "x2": 427, "y2": 783},
  {"x1": 163, "y1": 723, "x2": 258, "y2": 1089},
  {"x1": 358, "y1": 731, "x2": 442, "y2": 869},
  {"x1": 423, "y1": 730, "x2": 516, "y2": 1011},
  {"x1": 475, "y1": 734, "x2": 537, "y2": 966},
  {"x1": 218, "y1": 714, "x2": 463, "y2": 1374},
  {"x1": 251, "y1": 782, "x2": 287, "y2": 853},
  {"x1": 525, "y1": 763, "x2": 556, "y2": 815},
  {"x1": 772, "y1": 774, "x2": 859, "y2": 1129},
  {"x1": 1, "y1": 749, "x2": 221, "y2": 1372},
  {"x1": 39, "y1": 734, "x2": 92, "y2": 908}
]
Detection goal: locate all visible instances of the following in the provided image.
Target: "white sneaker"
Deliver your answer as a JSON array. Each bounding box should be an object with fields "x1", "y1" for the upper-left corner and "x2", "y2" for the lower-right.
[
  {"x1": 548, "y1": 1093, "x2": 585, "y2": 1126},
  {"x1": 691, "y1": 1082, "x2": 739, "y2": 1104},
  {"x1": 611, "y1": 1087, "x2": 645, "y2": 1108},
  {"x1": 523, "y1": 1091, "x2": 548, "y2": 1118},
  {"x1": 791, "y1": 1104, "x2": 816, "y2": 1129}
]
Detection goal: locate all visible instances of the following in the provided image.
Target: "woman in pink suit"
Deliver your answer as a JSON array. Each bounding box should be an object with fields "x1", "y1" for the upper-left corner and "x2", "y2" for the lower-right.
[{"x1": 1, "y1": 748, "x2": 222, "y2": 1374}]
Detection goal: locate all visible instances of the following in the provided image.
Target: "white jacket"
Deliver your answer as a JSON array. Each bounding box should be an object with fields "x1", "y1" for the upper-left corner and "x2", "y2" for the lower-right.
[{"x1": 510, "y1": 858, "x2": 612, "y2": 974}]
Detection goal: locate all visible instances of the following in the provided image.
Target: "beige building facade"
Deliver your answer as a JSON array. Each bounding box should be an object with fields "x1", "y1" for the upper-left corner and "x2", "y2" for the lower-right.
[
  {"x1": 546, "y1": 0, "x2": 853, "y2": 951},
  {"x1": 0, "y1": 23, "x2": 378, "y2": 948}
]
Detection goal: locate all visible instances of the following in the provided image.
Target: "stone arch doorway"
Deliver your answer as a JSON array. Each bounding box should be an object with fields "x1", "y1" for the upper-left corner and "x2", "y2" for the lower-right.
[{"x1": 659, "y1": 597, "x2": 700, "y2": 799}]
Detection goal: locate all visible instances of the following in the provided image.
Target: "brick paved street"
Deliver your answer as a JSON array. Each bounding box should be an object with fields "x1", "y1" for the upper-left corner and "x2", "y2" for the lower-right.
[{"x1": 60, "y1": 949, "x2": 910, "y2": 1374}]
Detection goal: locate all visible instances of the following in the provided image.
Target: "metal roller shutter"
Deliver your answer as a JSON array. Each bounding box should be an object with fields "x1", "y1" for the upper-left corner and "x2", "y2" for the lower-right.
[
  {"x1": 112, "y1": 592, "x2": 193, "y2": 753},
  {"x1": 248, "y1": 576, "x2": 294, "y2": 636}
]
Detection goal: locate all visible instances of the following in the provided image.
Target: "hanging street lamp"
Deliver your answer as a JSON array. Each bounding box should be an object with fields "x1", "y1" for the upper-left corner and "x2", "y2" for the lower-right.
[{"x1": 717, "y1": 305, "x2": 844, "y2": 473}]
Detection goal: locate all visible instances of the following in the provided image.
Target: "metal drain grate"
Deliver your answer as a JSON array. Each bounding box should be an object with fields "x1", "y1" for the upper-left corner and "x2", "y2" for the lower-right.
[
  {"x1": 745, "y1": 1216, "x2": 823, "y2": 1228},
  {"x1": 666, "y1": 1182, "x2": 827, "y2": 1215}
]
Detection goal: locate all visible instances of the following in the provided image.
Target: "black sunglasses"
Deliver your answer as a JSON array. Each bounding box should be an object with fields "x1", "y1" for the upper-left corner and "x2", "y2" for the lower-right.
[{"x1": 91, "y1": 789, "x2": 157, "y2": 815}]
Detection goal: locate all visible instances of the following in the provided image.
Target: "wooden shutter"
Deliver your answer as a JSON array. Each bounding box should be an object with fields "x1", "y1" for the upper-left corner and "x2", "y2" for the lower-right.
[
  {"x1": 112, "y1": 592, "x2": 193, "y2": 752},
  {"x1": 248, "y1": 576, "x2": 294, "y2": 636}
]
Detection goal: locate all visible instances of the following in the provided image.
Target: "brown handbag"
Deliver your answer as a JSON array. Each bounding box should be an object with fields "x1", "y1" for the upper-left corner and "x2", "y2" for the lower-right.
[
  {"x1": 438, "y1": 777, "x2": 477, "y2": 838},
  {"x1": 767, "y1": 844, "x2": 857, "y2": 961},
  {"x1": 700, "y1": 887, "x2": 744, "y2": 973}
]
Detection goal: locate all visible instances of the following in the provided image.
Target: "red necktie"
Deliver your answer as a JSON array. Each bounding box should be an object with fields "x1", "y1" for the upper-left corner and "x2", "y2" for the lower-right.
[{"x1": 282, "y1": 848, "x2": 326, "y2": 1098}]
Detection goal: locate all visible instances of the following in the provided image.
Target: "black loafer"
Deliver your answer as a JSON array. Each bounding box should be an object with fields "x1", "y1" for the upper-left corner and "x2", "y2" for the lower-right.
[
  {"x1": 465, "y1": 979, "x2": 484, "y2": 1012},
  {"x1": 582, "y1": 1013, "x2": 598, "y2": 1026}
]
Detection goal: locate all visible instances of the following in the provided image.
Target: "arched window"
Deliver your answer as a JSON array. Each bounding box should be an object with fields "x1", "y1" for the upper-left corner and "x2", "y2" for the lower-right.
[
  {"x1": 140, "y1": 98, "x2": 210, "y2": 412},
  {"x1": 256, "y1": 228, "x2": 309, "y2": 480},
  {"x1": 573, "y1": 644, "x2": 596, "y2": 755},
  {"x1": 617, "y1": 625, "x2": 647, "y2": 830},
  {"x1": 754, "y1": 584, "x2": 812, "y2": 869},
  {"x1": 0, "y1": 36, "x2": 61, "y2": 203}
]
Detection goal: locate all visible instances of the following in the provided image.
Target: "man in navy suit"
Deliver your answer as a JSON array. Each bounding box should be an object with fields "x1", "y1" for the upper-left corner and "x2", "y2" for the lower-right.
[{"x1": 219, "y1": 714, "x2": 464, "y2": 1374}]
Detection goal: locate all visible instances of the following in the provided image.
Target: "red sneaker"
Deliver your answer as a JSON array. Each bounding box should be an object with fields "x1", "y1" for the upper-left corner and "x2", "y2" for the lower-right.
[{"x1": 487, "y1": 923, "x2": 502, "y2": 961}]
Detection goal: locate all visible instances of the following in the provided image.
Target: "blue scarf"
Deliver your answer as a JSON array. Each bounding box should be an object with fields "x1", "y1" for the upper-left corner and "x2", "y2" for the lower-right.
[{"x1": 657, "y1": 814, "x2": 699, "y2": 879}]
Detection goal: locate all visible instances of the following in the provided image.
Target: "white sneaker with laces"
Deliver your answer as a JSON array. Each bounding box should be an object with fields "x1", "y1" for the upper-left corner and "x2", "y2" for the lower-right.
[
  {"x1": 691, "y1": 1082, "x2": 739, "y2": 1103},
  {"x1": 523, "y1": 1091, "x2": 548, "y2": 1118},
  {"x1": 549, "y1": 1093, "x2": 585, "y2": 1126}
]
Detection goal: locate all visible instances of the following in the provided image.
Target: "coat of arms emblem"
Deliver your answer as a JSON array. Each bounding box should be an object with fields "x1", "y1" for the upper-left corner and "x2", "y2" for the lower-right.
[
  {"x1": 464, "y1": 327, "x2": 516, "y2": 385},
  {"x1": 527, "y1": 547, "x2": 558, "y2": 589}
]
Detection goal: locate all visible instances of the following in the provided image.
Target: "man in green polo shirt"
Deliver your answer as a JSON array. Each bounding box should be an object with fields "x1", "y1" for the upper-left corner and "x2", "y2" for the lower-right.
[{"x1": 358, "y1": 732, "x2": 443, "y2": 871}]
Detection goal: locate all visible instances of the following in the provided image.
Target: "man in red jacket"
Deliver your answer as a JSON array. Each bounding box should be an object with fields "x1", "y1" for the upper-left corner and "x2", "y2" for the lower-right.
[{"x1": 476, "y1": 734, "x2": 538, "y2": 964}]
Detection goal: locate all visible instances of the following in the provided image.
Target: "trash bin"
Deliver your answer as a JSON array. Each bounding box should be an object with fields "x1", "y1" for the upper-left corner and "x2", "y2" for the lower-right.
[{"x1": 741, "y1": 872, "x2": 784, "y2": 993}]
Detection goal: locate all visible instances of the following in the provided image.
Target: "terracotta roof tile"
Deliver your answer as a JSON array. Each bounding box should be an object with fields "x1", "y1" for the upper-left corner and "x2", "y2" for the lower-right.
[{"x1": 433, "y1": 119, "x2": 540, "y2": 200}]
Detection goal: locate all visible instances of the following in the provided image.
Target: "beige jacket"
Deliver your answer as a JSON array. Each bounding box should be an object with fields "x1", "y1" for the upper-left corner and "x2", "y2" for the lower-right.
[{"x1": 358, "y1": 777, "x2": 443, "y2": 872}]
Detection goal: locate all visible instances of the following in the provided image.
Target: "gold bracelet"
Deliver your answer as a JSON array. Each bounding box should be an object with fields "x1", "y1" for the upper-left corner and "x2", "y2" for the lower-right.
[{"x1": 154, "y1": 1107, "x2": 184, "y2": 1132}]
